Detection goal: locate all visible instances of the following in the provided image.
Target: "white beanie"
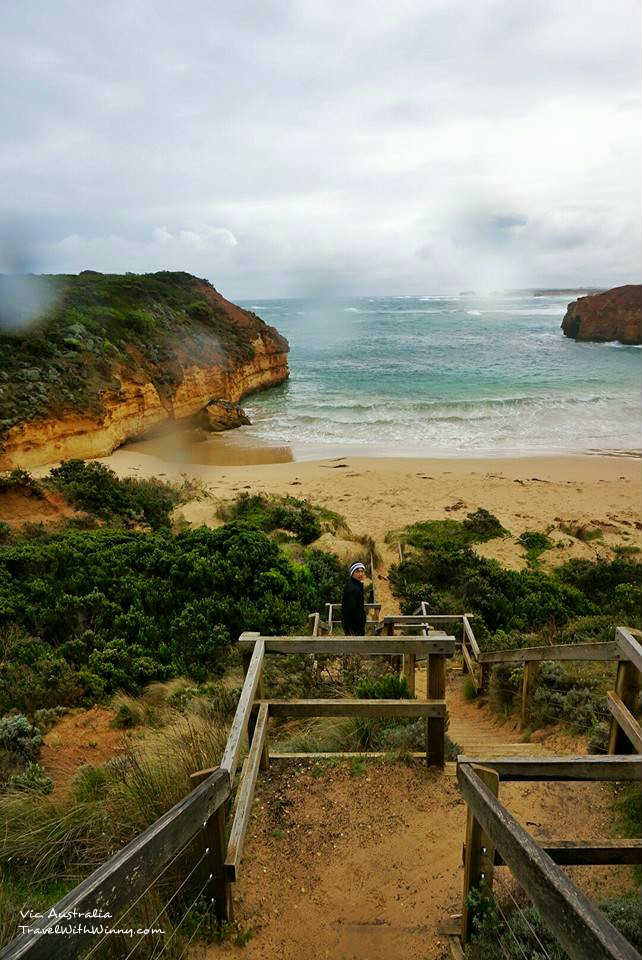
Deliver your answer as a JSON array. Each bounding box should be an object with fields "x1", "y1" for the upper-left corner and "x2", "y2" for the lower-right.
[{"x1": 349, "y1": 561, "x2": 366, "y2": 576}]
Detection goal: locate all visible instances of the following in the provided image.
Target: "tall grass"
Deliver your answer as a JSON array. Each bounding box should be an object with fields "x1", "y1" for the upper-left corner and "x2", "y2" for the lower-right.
[{"x1": 0, "y1": 694, "x2": 231, "y2": 952}]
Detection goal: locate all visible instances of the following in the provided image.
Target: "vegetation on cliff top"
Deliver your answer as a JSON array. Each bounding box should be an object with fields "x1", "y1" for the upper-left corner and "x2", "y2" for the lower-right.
[{"x1": 0, "y1": 270, "x2": 287, "y2": 443}]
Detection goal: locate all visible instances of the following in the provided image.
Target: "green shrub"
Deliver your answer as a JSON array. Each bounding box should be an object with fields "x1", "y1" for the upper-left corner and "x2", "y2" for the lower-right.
[
  {"x1": 6, "y1": 763, "x2": 52, "y2": 795},
  {"x1": 0, "y1": 470, "x2": 44, "y2": 498},
  {"x1": 0, "y1": 715, "x2": 42, "y2": 761},
  {"x1": 48, "y1": 459, "x2": 180, "y2": 529},
  {"x1": 0, "y1": 522, "x2": 325, "y2": 709},
  {"x1": 388, "y1": 520, "x2": 641, "y2": 637},
  {"x1": 33, "y1": 707, "x2": 67, "y2": 734},
  {"x1": 467, "y1": 891, "x2": 642, "y2": 959},
  {"x1": 517, "y1": 530, "x2": 553, "y2": 566},
  {"x1": 112, "y1": 703, "x2": 142, "y2": 729},
  {"x1": 462, "y1": 508, "x2": 507, "y2": 541},
  {"x1": 356, "y1": 673, "x2": 411, "y2": 699},
  {"x1": 218, "y1": 492, "x2": 322, "y2": 545},
  {"x1": 71, "y1": 764, "x2": 109, "y2": 802}
]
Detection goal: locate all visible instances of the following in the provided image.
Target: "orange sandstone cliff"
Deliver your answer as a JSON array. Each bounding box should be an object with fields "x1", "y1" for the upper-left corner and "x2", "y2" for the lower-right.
[
  {"x1": 561, "y1": 285, "x2": 641, "y2": 345},
  {"x1": 0, "y1": 271, "x2": 289, "y2": 468}
]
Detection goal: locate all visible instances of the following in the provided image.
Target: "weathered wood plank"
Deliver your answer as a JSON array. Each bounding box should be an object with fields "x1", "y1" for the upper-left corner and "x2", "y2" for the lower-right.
[
  {"x1": 221, "y1": 638, "x2": 264, "y2": 779},
  {"x1": 207, "y1": 804, "x2": 232, "y2": 922},
  {"x1": 238, "y1": 636, "x2": 456, "y2": 656},
  {"x1": 609, "y1": 660, "x2": 642, "y2": 755},
  {"x1": 521, "y1": 660, "x2": 539, "y2": 729},
  {"x1": 262, "y1": 698, "x2": 446, "y2": 718},
  {"x1": 616, "y1": 626, "x2": 642, "y2": 674},
  {"x1": 427, "y1": 654, "x2": 447, "y2": 766},
  {"x1": 607, "y1": 690, "x2": 642, "y2": 754},
  {"x1": 447, "y1": 935, "x2": 466, "y2": 960},
  {"x1": 403, "y1": 653, "x2": 417, "y2": 696},
  {"x1": 479, "y1": 641, "x2": 621, "y2": 664},
  {"x1": 461, "y1": 642, "x2": 479, "y2": 692},
  {"x1": 224, "y1": 704, "x2": 269, "y2": 882},
  {"x1": 462, "y1": 615, "x2": 480, "y2": 659},
  {"x1": 380, "y1": 614, "x2": 467, "y2": 624},
  {"x1": 0, "y1": 769, "x2": 230, "y2": 960},
  {"x1": 456, "y1": 755, "x2": 642, "y2": 781},
  {"x1": 461, "y1": 765, "x2": 499, "y2": 941},
  {"x1": 458, "y1": 763, "x2": 641, "y2": 960},
  {"x1": 492, "y1": 840, "x2": 642, "y2": 866}
]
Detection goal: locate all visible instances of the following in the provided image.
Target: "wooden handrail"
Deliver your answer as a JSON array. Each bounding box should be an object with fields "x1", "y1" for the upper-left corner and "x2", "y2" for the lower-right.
[
  {"x1": 616, "y1": 626, "x2": 642, "y2": 674},
  {"x1": 237, "y1": 635, "x2": 456, "y2": 655},
  {"x1": 221, "y1": 638, "x2": 265, "y2": 779},
  {"x1": 455, "y1": 754, "x2": 642, "y2": 781},
  {"x1": 462, "y1": 614, "x2": 480, "y2": 659},
  {"x1": 457, "y1": 762, "x2": 641, "y2": 960},
  {"x1": 478, "y1": 640, "x2": 622, "y2": 664},
  {"x1": 261, "y1": 698, "x2": 446, "y2": 718},
  {"x1": 225, "y1": 704, "x2": 269, "y2": 882}
]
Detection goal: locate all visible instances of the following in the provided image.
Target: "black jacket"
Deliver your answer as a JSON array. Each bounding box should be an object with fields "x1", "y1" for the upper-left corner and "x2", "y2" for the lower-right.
[{"x1": 342, "y1": 576, "x2": 366, "y2": 636}]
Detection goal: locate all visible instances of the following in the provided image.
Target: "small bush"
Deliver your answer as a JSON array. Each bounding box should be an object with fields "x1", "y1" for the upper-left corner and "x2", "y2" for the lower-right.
[
  {"x1": 0, "y1": 715, "x2": 43, "y2": 762},
  {"x1": 355, "y1": 674, "x2": 411, "y2": 699},
  {"x1": 72, "y1": 764, "x2": 109, "y2": 802},
  {"x1": 6, "y1": 763, "x2": 53, "y2": 795},
  {"x1": 217, "y1": 492, "x2": 322, "y2": 544},
  {"x1": 518, "y1": 530, "x2": 553, "y2": 566},
  {"x1": 48, "y1": 459, "x2": 180, "y2": 530},
  {"x1": 0, "y1": 469, "x2": 44, "y2": 499},
  {"x1": 462, "y1": 508, "x2": 507, "y2": 541},
  {"x1": 112, "y1": 703, "x2": 142, "y2": 729}
]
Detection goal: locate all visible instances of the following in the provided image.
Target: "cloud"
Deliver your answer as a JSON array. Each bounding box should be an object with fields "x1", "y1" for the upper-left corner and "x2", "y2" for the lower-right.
[{"x1": 0, "y1": 0, "x2": 639, "y2": 296}]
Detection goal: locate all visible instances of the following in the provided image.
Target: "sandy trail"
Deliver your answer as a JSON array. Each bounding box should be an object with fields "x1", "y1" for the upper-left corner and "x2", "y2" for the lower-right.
[{"x1": 199, "y1": 676, "x2": 633, "y2": 960}]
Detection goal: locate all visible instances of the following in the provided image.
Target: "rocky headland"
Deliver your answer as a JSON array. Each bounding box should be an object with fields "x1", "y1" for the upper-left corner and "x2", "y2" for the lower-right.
[
  {"x1": 561, "y1": 284, "x2": 641, "y2": 345},
  {"x1": 0, "y1": 271, "x2": 289, "y2": 468}
]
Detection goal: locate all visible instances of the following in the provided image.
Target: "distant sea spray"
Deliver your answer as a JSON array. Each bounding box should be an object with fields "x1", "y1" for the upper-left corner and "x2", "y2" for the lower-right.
[{"x1": 240, "y1": 294, "x2": 642, "y2": 456}]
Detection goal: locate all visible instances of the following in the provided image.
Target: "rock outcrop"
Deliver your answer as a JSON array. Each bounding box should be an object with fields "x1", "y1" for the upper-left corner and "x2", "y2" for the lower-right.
[
  {"x1": 0, "y1": 272, "x2": 289, "y2": 468},
  {"x1": 561, "y1": 285, "x2": 641, "y2": 345},
  {"x1": 196, "y1": 399, "x2": 251, "y2": 432}
]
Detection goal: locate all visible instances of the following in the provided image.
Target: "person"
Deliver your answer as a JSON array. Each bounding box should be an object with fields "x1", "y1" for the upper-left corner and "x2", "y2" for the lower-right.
[{"x1": 342, "y1": 561, "x2": 367, "y2": 635}]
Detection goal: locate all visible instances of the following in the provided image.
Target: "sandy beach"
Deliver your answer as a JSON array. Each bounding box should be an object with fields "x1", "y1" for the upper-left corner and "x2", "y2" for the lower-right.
[{"x1": 101, "y1": 444, "x2": 642, "y2": 612}]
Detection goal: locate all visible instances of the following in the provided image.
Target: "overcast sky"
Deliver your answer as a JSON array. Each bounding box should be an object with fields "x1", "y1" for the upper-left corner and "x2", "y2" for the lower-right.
[{"x1": 1, "y1": 0, "x2": 640, "y2": 297}]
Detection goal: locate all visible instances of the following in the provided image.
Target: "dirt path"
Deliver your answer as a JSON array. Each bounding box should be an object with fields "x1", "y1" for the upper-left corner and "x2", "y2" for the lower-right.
[{"x1": 201, "y1": 675, "x2": 633, "y2": 960}]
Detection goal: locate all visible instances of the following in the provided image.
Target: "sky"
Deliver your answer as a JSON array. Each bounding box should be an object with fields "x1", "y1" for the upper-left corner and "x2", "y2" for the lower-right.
[{"x1": 1, "y1": 0, "x2": 640, "y2": 298}]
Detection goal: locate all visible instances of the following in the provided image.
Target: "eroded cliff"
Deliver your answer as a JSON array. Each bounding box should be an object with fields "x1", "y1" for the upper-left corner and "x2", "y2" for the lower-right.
[
  {"x1": 0, "y1": 271, "x2": 289, "y2": 467},
  {"x1": 561, "y1": 285, "x2": 641, "y2": 345}
]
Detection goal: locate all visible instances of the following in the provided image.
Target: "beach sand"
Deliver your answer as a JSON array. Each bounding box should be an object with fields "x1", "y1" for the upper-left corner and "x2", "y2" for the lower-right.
[{"x1": 101, "y1": 445, "x2": 642, "y2": 613}]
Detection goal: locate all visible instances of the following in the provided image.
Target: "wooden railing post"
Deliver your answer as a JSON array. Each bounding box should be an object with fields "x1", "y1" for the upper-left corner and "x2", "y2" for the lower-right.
[
  {"x1": 461, "y1": 764, "x2": 499, "y2": 943},
  {"x1": 427, "y1": 653, "x2": 446, "y2": 767},
  {"x1": 521, "y1": 660, "x2": 539, "y2": 729},
  {"x1": 403, "y1": 653, "x2": 416, "y2": 696},
  {"x1": 608, "y1": 659, "x2": 641, "y2": 755},
  {"x1": 207, "y1": 803, "x2": 233, "y2": 922}
]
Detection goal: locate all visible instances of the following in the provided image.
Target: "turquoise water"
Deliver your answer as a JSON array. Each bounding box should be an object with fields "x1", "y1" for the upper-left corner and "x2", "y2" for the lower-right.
[{"x1": 238, "y1": 294, "x2": 641, "y2": 456}]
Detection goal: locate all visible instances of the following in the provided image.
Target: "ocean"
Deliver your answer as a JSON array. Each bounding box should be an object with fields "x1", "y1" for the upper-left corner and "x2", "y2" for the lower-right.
[{"x1": 237, "y1": 293, "x2": 641, "y2": 458}]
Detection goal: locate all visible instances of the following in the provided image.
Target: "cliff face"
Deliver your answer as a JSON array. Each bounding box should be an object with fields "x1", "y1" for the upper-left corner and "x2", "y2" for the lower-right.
[
  {"x1": 0, "y1": 272, "x2": 289, "y2": 468},
  {"x1": 561, "y1": 285, "x2": 641, "y2": 345}
]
